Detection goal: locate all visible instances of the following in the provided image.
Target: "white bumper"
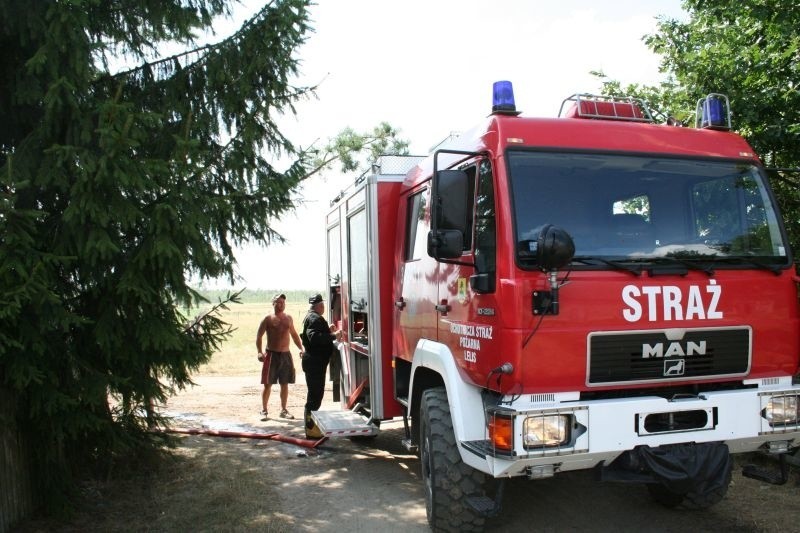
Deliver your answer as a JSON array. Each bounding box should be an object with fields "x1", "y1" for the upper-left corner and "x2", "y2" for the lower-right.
[
  {"x1": 410, "y1": 339, "x2": 800, "y2": 479},
  {"x1": 470, "y1": 384, "x2": 800, "y2": 478}
]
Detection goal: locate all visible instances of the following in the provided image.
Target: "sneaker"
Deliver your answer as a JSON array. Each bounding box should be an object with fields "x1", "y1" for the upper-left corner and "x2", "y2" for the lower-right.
[
  {"x1": 260, "y1": 411, "x2": 268, "y2": 421},
  {"x1": 279, "y1": 409, "x2": 295, "y2": 420}
]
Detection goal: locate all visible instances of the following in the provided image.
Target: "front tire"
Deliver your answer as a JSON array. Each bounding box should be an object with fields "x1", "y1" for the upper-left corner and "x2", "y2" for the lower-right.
[{"x1": 419, "y1": 387, "x2": 486, "y2": 532}]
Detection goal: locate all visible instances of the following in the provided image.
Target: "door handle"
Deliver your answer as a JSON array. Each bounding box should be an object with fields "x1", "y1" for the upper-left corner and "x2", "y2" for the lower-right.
[
  {"x1": 435, "y1": 300, "x2": 451, "y2": 314},
  {"x1": 395, "y1": 297, "x2": 406, "y2": 310}
]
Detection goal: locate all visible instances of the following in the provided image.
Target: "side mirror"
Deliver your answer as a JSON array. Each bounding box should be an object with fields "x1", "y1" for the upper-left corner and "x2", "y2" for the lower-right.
[
  {"x1": 429, "y1": 168, "x2": 469, "y2": 260},
  {"x1": 435, "y1": 170, "x2": 469, "y2": 235},
  {"x1": 536, "y1": 224, "x2": 575, "y2": 271},
  {"x1": 427, "y1": 229, "x2": 463, "y2": 259}
]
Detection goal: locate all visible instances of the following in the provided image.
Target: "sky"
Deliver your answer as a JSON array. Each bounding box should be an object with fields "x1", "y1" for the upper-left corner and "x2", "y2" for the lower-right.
[{"x1": 201, "y1": 0, "x2": 687, "y2": 291}]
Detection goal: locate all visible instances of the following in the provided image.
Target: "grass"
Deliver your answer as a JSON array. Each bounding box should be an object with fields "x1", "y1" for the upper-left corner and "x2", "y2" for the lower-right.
[{"x1": 196, "y1": 298, "x2": 310, "y2": 376}]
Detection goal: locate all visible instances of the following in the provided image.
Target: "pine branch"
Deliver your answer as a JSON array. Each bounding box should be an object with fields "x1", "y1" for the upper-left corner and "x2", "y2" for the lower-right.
[
  {"x1": 183, "y1": 288, "x2": 244, "y2": 334},
  {"x1": 107, "y1": 0, "x2": 279, "y2": 81}
]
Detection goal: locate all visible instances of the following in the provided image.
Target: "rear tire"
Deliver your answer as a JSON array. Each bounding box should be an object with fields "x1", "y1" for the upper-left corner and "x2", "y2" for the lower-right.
[{"x1": 419, "y1": 387, "x2": 486, "y2": 532}]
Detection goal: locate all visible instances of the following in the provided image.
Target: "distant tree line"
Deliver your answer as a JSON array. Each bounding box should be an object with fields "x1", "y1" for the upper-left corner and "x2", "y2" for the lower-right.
[{"x1": 193, "y1": 288, "x2": 322, "y2": 305}]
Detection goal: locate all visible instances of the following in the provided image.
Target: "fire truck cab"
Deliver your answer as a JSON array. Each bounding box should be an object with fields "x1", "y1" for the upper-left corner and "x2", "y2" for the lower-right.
[{"x1": 320, "y1": 82, "x2": 800, "y2": 532}]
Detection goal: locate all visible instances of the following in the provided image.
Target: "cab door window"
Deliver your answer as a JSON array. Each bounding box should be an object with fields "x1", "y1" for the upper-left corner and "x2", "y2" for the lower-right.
[
  {"x1": 472, "y1": 159, "x2": 496, "y2": 291},
  {"x1": 405, "y1": 188, "x2": 429, "y2": 261}
]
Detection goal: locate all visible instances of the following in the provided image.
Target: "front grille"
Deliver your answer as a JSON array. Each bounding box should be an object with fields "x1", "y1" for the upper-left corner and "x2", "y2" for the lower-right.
[{"x1": 588, "y1": 327, "x2": 751, "y2": 386}]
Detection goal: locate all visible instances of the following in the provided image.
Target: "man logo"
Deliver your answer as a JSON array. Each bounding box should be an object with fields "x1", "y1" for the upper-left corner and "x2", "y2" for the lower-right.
[
  {"x1": 664, "y1": 359, "x2": 685, "y2": 376},
  {"x1": 642, "y1": 340, "x2": 706, "y2": 358}
]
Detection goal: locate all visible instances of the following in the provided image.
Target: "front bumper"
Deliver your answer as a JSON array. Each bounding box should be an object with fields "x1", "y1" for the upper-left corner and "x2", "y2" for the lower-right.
[{"x1": 460, "y1": 384, "x2": 800, "y2": 478}]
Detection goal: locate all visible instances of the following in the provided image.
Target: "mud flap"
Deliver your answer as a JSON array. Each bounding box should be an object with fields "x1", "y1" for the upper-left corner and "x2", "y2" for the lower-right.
[{"x1": 598, "y1": 442, "x2": 732, "y2": 496}]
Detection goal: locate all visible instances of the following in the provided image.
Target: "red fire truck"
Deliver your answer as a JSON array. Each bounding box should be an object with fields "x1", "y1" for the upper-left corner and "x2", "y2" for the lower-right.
[{"x1": 317, "y1": 82, "x2": 800, "y2": 532}]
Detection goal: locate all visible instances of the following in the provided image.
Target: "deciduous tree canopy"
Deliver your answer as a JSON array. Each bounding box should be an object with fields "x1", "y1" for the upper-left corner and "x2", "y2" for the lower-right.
[{"x1": 597, "y1": 0, "x2": 800, "y2": 255}]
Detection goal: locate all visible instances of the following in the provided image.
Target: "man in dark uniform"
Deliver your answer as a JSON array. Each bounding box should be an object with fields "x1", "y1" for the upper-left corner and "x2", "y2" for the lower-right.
[{"x1": 301, "y1": 293, "x2": 342, "y2": 438}]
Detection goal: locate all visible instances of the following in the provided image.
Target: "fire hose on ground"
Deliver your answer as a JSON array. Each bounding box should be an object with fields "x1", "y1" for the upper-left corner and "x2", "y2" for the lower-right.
[{"x1": 165, "y1": 427, "x2": 328, "y2": 449}]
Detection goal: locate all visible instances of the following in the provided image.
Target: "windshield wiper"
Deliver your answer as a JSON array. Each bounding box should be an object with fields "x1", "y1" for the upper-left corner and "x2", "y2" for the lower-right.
[
  {"x1": 650, "y1": 256, "x2": 715, "y2": 276},
  {"x1": 711, "y1": 256, "x2": 783, "y2": 275},
  {"x1": 571, "y1": 256, "x2": 642, "y2": 277}
]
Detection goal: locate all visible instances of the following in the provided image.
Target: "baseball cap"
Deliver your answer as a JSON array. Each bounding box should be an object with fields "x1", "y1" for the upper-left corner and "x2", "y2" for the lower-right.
[
  {"x1": 272, "y1": 293, "x2": 286, "y2": 303},
  {"x1": 308, "y1": 293, "x2": 323, "y2": 305}
]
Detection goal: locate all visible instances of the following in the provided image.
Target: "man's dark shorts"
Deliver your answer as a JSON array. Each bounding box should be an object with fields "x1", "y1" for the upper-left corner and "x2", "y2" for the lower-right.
[{"x1": 261, "y1": 351, "x2": 296, "y2": 385}]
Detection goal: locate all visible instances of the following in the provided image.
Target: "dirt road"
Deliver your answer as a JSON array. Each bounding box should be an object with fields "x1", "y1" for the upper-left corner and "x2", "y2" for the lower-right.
[{"x1": 163, "y1": 375, "x2": 800, "y2": 532}]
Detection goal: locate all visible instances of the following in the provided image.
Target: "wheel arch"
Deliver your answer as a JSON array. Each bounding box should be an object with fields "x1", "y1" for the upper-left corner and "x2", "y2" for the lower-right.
[{"x1": 408, "y1": 339, "x2": 487, "y2": 445}]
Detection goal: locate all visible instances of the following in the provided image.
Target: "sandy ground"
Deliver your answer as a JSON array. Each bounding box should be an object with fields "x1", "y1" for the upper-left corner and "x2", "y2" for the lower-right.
[
  {"x1": 161, "y1": 375, "x2": 430, "y2": 532},
  {"x1": 162, "y1": 374, "x2": 800, "y2": 532}
]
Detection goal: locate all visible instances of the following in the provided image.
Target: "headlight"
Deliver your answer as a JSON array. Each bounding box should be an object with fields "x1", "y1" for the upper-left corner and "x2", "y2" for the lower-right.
[
  {"x1": 523, "y1": 415, "x2": 569, "y2": 448},
  {"x1": 765, "y1": 394, "x2": 800, "y2": 426}
]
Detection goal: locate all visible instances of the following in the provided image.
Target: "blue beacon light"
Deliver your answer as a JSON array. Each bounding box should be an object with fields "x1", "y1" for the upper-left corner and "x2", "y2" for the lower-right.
[
  {"x1": 492, "y1": 80, "x2": 520, "y2": 115},
  {"x1": 697, "y1": 93, "x2": 731, "y2": 130}
]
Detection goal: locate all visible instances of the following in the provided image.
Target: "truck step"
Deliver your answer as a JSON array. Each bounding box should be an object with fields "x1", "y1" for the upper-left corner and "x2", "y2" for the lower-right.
[
  {"x1": 466, "y1": 495, "x2": 498, "y2": 515},
  {"x1": 466, "y1": 479, "x2": 506, "y2": 517},
  {"x1": 312, "y1": 410, "x2": 379, "y2": 438},
  {"x1": 401, "y1": 438, "x2": 418, "y2": 453},
  {"x1": 784, "y1": 452, "x2": 800, "y2": 468},
  {"x1": 742, "y1": 455, "x2": 789, "y2": 485}
]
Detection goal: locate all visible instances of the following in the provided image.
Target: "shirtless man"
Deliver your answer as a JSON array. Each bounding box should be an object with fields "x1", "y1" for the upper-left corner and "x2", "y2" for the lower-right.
[{"x1": 256, "y1": 293, "x2": 303, "y2": 420}]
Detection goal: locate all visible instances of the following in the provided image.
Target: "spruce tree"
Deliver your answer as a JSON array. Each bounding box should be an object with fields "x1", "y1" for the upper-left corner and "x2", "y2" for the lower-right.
[{"x1": 0, "y1": 0, "x2": 312, "y2": 510}]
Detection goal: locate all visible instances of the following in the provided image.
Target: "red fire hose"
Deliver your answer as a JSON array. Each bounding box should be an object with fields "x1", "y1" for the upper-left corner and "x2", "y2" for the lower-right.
[{"x1": 166, "y1": 428, "x2": 327, "y2": 449}]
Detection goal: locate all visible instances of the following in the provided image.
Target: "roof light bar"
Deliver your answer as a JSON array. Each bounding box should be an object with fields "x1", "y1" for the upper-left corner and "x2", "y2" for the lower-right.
[{"x1": 558, "y1": 94, "x2": 654, "y2": 123}]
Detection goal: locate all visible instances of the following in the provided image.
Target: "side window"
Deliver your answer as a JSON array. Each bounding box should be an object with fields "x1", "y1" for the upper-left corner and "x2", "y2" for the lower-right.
[
  {"x1": 610, "y1": 194, "x2": 654, "y2": 248},
  {"x1": 348, "y1": 209, "x2": 369, "y2": 347},
  {"x1": 327, "y1": 223, "x2": 341, "y2": 284},
  {"x1": 348, "y1": 209, "x2": 368, "y2": 310},
  {"x1": 405, "y1": 188, "x2": 429, "y2": 261},
  {"x1": 461, "y1": 165, "x2": 477, "y2": 250},
  {"x1": 613, "y1": 194, "x2": 650, "y2": 220},
  {"x1": 474, "y1": 160, "x2": 496, "y2": 274}
]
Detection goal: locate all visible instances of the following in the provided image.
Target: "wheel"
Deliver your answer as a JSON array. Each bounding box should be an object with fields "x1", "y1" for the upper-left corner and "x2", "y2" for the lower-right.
[
  {"x1": 419, "y1": 387, "x2": 486, "y2": 532},
  {"x1": 646, "y1": 462, "x2": 732, "y2": 510}
]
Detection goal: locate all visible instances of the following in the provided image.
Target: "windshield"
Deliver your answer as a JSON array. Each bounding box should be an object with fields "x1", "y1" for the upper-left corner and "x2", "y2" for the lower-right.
[{"x1": 508, "y1": 151, "x2": 789, "y2": 269}]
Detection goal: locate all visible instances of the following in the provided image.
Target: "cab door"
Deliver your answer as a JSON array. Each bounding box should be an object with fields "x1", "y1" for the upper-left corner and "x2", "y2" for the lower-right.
[
  {"x1": 435, "y1": 158, "x2": 501, "y2": 386},
  {"x1": 394, "y1": 185, "x2": 439, "y2": 362}
]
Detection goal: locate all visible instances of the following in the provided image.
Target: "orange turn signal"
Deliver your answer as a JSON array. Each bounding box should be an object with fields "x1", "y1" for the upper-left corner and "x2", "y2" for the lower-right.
[{"x1": 488, "y1": 414, "x2": 513, "y2": 451}]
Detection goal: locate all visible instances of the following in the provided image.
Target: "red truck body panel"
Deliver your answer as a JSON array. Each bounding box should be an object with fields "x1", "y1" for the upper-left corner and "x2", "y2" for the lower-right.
[{"x1": 389, "y1": 114, "x2": 797, "y2": 396}]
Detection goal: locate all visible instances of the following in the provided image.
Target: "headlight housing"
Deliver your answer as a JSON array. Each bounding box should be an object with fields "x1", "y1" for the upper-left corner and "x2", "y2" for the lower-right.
[
  {"x1": 523, "y1": 414, "x2": 570, "y2": 448},
  {"x1": 764, "y1": 394, "x2": 800, "y2": 427}
]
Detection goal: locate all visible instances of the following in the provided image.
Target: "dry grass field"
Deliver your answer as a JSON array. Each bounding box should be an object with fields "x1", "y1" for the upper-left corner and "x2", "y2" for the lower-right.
[{"x1": 197, "y1": 300, "x2": 309, "y2": 376}]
